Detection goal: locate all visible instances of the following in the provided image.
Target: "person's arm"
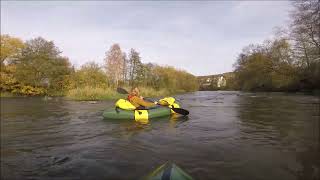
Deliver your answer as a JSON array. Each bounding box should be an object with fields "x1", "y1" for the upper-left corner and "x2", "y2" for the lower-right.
[{"x1": 131, "y1": 96, "x2": 156, "y2": 108}]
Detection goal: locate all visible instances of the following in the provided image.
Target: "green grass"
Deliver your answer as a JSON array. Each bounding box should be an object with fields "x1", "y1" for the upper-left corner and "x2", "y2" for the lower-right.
[
  {"x1": 65, "y1": 87, "x2": 125, "y2": 101},
  {"x1": 138, "y1": 87, "x2": 172, "y2": 97},
  {"x1": 2, "y1": 86, "x2": 189, "y2": 100},
  {"x1": 46, "y1": 90, "x2": 66, "y2": 97},
  {"x1": 65, "y1": 86, "x2": 181, "y2": 101}
]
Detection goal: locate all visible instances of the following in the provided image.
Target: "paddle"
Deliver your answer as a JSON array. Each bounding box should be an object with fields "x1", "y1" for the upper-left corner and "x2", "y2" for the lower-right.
[
  {"x1": 117, "y1": 87, "x2": 129, "y2": 94},
  {"x1": 116, "y1": 87, "x2": 189, "y2": 116}
]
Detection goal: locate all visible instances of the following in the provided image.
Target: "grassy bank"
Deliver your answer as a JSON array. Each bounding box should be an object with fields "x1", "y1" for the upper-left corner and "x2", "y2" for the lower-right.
[
  {"x1": 136, "y1": 87, "x2": 171, "y2": 97},
  {"x1": 65, "y1": 87, "x2": 124, "y2": 101},
  {"x1": 65, "y1": 86, "x2": 183, "y2": 101},
  {"x1": 1, "y1": 86, "x2": 188, "y2": 101}
]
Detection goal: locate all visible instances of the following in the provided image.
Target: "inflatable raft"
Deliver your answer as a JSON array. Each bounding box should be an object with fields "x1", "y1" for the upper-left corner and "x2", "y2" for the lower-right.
[
  {"x1": 103, "y1": 106, "x2": 172, "y2": 120},
  {"x1": 103, "y1": 97, "x2": 180, "y2": 121}
]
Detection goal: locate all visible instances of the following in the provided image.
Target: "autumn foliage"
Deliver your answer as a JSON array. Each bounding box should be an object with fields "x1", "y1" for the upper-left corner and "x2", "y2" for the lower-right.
[
  {"x1": 0, "y1": 35, "x2": 198, "y2": 98},
  {"x1": 233, "y1": 0, "x2": 319, "y2": 92}
]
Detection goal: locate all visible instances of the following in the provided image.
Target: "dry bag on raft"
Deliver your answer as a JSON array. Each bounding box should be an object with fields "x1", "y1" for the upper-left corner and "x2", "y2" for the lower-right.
[
  {"x1": 158, "y1": 97, "x2": 180, "y2": 113},
  {"x1": 115, "y1": 99, "x2": 136, "y2": 110}
]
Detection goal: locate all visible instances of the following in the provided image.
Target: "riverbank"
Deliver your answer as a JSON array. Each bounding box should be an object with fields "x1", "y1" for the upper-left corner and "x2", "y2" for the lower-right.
[
  {"x1": 1, "y1": 86, "x2": 186, "y2": 101},
  {"x1": 66, "y1": 86, "x2": 183, "y2": 100},
  {"x1": 2, "y1": 88, "x2": 319, "y2": 101}
]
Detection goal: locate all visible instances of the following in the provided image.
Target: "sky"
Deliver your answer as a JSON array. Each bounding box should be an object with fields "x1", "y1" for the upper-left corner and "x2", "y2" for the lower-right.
[{"x1": 1, "y1": 1, "x2": 292, "y2": 76}]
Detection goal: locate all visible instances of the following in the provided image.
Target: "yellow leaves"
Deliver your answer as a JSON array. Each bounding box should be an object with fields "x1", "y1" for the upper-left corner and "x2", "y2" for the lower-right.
[
  {"x1": 0, "y1": 34, "x2": 24, "y2": 62},
  {"x1": 1, "y1": 70, "x2": 46, "y2": 96},
  {"x1": 0, "y1": 70, "x2": 18, "y2": 91},
  {"x1": 18, "y1": 86, "x2": 46, "y2": 96},
  {"x1": 68, "y1": 62, "x2": 108, "y2": 90},
  {"x1": 151, "y1": 65, "x2": 199, "y2": 92}
]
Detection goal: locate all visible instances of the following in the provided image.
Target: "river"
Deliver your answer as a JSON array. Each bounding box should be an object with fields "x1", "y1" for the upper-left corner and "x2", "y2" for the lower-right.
[{"x1": 1, "y1": 91, "x2": 319, "y2": 180}]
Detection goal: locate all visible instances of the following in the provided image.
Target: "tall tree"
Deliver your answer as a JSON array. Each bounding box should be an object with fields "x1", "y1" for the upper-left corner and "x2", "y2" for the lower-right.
[
  {"x1": 122, "y1": 52, "x2": 129, "y2": 83},
  {"x1": 290, "y1": 0, "x2": 320, "y2": 67},
  {"x1": 128, "y1": 48, "x2": 143, "y2": 86},
  {"x1": 234, "y1": 38, "x2": 298, "y2": 91},
  {"x1": 290, "y1": 0, "x2": 320, "y2": 89},
  {"x1": 104, "y1": 44, "x2": 124, "y2": 87},
  {"x1": 14, "y1": 37, "x2": 72, "y2": 90}
]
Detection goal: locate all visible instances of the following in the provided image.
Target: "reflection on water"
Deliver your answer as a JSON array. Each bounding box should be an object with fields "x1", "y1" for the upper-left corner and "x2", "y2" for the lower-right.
[{"x1": 1, "y1": 92, "x2": 319, "y2": 180}]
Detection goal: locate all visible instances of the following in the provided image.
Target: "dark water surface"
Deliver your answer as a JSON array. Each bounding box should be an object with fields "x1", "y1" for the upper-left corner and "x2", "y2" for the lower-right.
[{"x1": 1, "y1": 91, "x2": 319, "y2": 180}]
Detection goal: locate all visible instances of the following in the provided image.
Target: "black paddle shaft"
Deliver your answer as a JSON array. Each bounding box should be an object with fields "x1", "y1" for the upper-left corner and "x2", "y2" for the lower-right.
[{"x1": 117, "y1": 87, "x2": 129, "y2": 94}]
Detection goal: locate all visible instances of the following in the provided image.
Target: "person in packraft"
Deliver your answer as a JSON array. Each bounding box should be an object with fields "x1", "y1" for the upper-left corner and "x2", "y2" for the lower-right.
[{"x1": 127, "y1": 87, "x2": 157, "y2": 109}]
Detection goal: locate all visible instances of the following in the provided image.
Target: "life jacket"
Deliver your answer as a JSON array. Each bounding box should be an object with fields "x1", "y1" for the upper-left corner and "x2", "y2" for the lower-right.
[
  {"x1": 127, "y1": 94, "x2": 135, "y2": 101},
  {"x1": 115, "y1": 99, "x2": 136, "y2": 110}
]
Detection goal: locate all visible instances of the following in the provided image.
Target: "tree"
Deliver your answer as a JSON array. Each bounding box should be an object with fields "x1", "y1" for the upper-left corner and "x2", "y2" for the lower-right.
[
  {"x1": 269, "y1": 39, "x2": 298, "y2": 90},
  {"x1": 122, "y1": 52, "x2": 128, "y2": 83},
  {"x1": 290, "y1": 0, "x2": 320, "y2": 66},
  {"x1": 234, "y1": 38, "x2": 299, "y2": 91},
  {"x1": 290, "y1": 0, "x2": 320, "y2": 89},
  {"x1": 14, "y1": 37, "x2": 72, "y2": 91},
  {"x1": 0, "y1": 35, "x2": 24, "y2": 93},
  {"x1": 234, "y1": 51, "x2": 273, "y2": 91},
  {"x1": 0, "y1": 34, "x2": 24, "y2": 67},
  {"x1": 104, "y1": 44, "x2": 124, "y2": 87},
  {"x1": 128, "y1": 48, "x2": 144, "y2": 86},
  {"x1": 231, "y1": 0, "x2": 319, "y2": 92},
  {"x1": 69, "y1": 61, "x2": 108, "y2": 89},
  {"x1": 149, "y1": 64, "x2": 198, "y2": 92},
  {"x1": 142, "y1": 63, "x2": 155, "y2": 87}
]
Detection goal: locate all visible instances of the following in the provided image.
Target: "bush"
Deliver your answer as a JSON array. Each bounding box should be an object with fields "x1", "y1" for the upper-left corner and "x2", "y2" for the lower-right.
[
  {"x1": 12, "y1": 85, "x2": 46, "y2": 96},
  {"x1": 138, "y1": 86, "x2": 171, "y2": 97},
  {"x1": 68, "y1": 62, "x2": 108, "y2": 89},
  {"x1": 1, "y1": 66, "x2": 46, "y2": 96},
  {"x1": 66, "y1": 87, "x2": 123, "y2": 100}
]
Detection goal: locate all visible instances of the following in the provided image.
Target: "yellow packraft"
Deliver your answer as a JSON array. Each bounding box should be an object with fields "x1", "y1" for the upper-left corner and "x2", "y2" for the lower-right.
[{"x1": 115, "y1": 97, "x2": 179, "y2": 114}]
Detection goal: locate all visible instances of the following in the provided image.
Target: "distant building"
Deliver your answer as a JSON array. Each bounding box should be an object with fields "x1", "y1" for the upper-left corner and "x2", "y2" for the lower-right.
[{"x1": 198, "y1": 72, "x2": 234, "y2": 90}]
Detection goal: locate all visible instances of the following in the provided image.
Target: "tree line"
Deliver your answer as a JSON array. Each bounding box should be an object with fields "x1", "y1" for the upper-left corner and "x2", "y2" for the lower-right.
[
  {"x1": 104, "y1": 44, "x2": 198, "y2": 91},
  {"x1": 1, "y1": 0, "x2": 317, "y2": 96},
  {"x1": 0, "y1": 36, "x2": 198, "y2": 96},
  {"x1": 233, "y1": 0, "x2": 319, "y2": 92}
]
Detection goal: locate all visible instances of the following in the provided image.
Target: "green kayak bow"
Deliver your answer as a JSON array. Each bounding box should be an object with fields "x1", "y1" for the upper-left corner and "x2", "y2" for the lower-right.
[{"x1": 144, "y1": 162, "x2": 194, "y2": 180}]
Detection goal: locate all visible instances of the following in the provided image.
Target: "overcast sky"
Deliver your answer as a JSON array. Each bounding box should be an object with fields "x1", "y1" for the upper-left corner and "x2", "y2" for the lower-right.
[{"x1": 1, "y1": 1, "x2": 292, "y2": 76}]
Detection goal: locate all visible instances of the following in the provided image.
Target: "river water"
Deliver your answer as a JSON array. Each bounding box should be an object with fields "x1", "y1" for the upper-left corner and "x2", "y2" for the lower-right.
[{"x1": 1, "y1": 91, "x2": 319, "y2": 180}]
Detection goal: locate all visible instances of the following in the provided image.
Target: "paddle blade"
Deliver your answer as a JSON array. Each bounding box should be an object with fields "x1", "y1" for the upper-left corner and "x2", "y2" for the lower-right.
[
  {"x1": 117, "y1": 87, "x2": 129, "y2": 94},
  {"x1": 172, "y1": 108, "x2": 189, "y2": 116}
]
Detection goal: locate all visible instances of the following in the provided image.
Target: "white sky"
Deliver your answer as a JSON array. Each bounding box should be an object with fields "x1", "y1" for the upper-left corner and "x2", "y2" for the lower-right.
[{"x1": 1, "y1": 1, "x2": 292, "y2": 75}]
